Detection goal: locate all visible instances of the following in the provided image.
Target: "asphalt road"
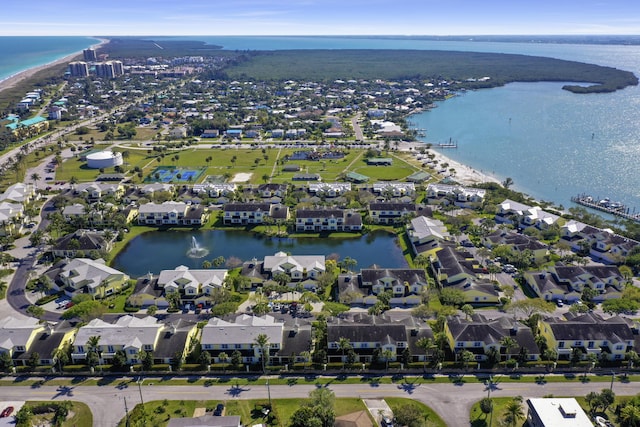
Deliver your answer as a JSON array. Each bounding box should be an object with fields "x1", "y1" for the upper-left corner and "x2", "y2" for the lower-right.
[{"x1": 0, "y1": 377, "x2": 637, "y2": 426}]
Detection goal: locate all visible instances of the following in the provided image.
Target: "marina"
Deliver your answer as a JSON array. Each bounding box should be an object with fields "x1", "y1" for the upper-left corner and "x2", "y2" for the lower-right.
[{"x1": 571, "y1": 194, "x2": 640, "y2": 223}]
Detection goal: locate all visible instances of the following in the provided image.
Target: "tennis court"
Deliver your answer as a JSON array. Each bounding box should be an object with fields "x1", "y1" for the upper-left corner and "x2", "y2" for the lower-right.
[{"x1": 146, "y1": 166, "x2": 205, "y2": 183}]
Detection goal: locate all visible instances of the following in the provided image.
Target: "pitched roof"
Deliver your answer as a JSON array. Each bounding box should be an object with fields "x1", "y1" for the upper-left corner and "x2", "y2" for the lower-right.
[{"x1": 201, "y1": 314, "x2": 284, "y2": 346}]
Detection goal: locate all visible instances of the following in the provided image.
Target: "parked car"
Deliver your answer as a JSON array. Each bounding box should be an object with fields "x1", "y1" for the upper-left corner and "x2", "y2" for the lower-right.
[
  {"x1": 1, "y1": 406, "x2": 14, "y2": 417},
  {"x1": 556, "y1": 299, "x2": 564, "y2": 308}
]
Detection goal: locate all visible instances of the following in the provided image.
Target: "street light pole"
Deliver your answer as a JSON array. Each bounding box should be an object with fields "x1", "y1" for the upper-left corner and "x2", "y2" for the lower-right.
[{"x1": 610, "y1": 371, "x2": 615, "y2": 391}]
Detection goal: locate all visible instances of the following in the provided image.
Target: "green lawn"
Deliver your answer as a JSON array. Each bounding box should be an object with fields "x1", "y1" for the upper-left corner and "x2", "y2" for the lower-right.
[
  {"x1": 55, "y1": 145, "x2": 436, "y2": 185},
  {"x1": 23, "y1": 401, "x2": 92, "y2": 427},
  {"x1": 120, "y1": 397, "x2": 368, "y2": 427},
  {"x1": 470, "y1": 397, "x2": 519, "y2": 427},
  {"x1": 386, "y1": 397, "x2": 447, "y2": 427}
]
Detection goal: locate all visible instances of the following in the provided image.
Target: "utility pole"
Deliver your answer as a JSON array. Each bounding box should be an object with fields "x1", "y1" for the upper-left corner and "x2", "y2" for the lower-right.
[{"x1": 123, "y1": 396, "x2": 130, "y2": 427}]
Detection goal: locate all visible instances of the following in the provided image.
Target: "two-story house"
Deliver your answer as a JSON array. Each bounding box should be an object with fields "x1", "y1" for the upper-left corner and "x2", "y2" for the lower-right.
[
  {"x1": 73, "y1": 182, "x2": 125, "y2": 202},
  {"x1": 263, "y1": 252, "x2": 325, "y2": 283},
  {"x1": 54, "y1": 258, "x2": 129, "y2": 299},
  {"x1": 200, "y1": 314, "x2": 284, "y2": 364},
  {"x1": 71, "y1": 316, "x2": 198, "y2": 365},
  {"x1": 51, "y1": 229, "x2": 112, "y2": 258},
  {"x1": 425, "y1": 183, "x2": 486, "y2": 208},
  {"x1": 223, "y1": 203, "x2": 289, "y2": 225},
  {"x1": 407, "y1": 215, "x2": 451, "y2": 256},
  {"x1": 156, "y1": 265, "x2": 227, "y2": 304},
  {"x1": 295, "y1": 208, "x2": 362, "y2": 232},
  {"x1": 538, "y1": 312, "x2": 637, "y2": 361},
  {"x1": 446, "y1": 314, "x2": 539, "y2": 362},
  {"x1": 326, "y1": 313, "x2": 433, "y2": 364},
  {"x1": 307, "y1": 182, "x2": 351, "y2": 198},
  {"x1": 138, "y1": 201, "x2": 207, "y2": 226},
  {"x1": 368, "y1": 202, "x2": 416, "y2": 224}
]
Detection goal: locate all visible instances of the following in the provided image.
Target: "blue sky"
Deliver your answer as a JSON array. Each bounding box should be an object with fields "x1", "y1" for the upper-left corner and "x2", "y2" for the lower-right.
[{"x1": 2, "y1": 0, "x2": 640, "y2": 36}]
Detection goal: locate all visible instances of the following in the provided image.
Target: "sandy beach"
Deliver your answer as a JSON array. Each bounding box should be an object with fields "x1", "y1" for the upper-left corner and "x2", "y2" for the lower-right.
[
  {"x1": 397, "y1": 140, "x2": 501, "y2": 186},
  {"x1": 0, "y1": 38, "x2": 108, "y2": 95}
]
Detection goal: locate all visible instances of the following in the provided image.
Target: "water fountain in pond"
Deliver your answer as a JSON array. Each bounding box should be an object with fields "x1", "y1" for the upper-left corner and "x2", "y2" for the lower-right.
[{"x1": 186, "y1": 236, "x2": 209, "y2": 258}]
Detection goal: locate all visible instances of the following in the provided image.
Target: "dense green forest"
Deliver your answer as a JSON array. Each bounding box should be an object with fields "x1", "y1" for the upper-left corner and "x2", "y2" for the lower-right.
[
  {"x1": 224, "y1": 49, "x2": 638, "y2": 93},
  {"x1": 98, "y1": 38, "x2": 228, "y2": 58}
]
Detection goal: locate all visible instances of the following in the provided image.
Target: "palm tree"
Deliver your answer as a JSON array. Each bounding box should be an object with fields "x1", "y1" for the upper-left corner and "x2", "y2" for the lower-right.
[
  {"x1": 417, "y1": 337, "x2": 436, "y2": 370},
  {"x1": 218, "y1": 352, "x2": 229, "y2": 368},
  {"x1": 502, "y1": 177, "x2": 514, "y2": 189},
  {"x1": 500, "y1": 336, "x2": 518, "y2": 361},
  {"x1": 620, "y1": 404, "x2": 640, "y2": 426},
  {"x1": 461, "y1": 304, "x2": 474, "y2": 320},
  {"x1": 382, "y1": 349, "x2": 394, "y2": 371},
  {"x1": 254, "y1": 333, "x2": 270, "y2": 374},
  {"x1": 87, "y1": 335, "x2": 101, "y2": 371},
  {"x1": 503, "y1": 396, "x2": 524, "y2": 427},
  {"x1": 338, "y1": 337, "x2": 352, "y2": 369},
  {"x1": 30, "y1": 173, "x2": 40, "y2": 183},
  {"x1": 461, "y1": 350, "x2": 475, "y2": 371},
  {"x1": 413, "y1": 253, "x2": 430, "y2": 269},
  {"x1": 299, "y1": 350, "x2": 311, "y2": 369}
]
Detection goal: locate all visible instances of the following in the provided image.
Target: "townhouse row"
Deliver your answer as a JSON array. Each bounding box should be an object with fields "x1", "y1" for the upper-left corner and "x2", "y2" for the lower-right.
[{"x1": 2, "y1": 311, "x2": 637, "y2": 369}]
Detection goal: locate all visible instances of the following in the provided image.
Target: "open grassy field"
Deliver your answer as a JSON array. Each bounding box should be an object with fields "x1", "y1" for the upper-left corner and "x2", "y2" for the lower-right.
[
  {"x1": 120, "y1": 397, "x2": 369, "y2": 427},
  {"x1": 22, "y1": 401, "x2": 92, "y2": 427},
  {"x1": 385, "y1": 397, "x2": 447, "y2": 427},
  {"x1": 56, "y1": 145, "x2": 427, "y2": 185}
]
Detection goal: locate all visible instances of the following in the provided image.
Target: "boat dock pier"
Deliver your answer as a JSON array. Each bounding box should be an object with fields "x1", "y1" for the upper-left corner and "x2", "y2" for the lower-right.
[
  {"x1": 435, "y1": 138, "x2": 458, "y2": 149},
  {"x1": 571, "y1": 194, "x2": 640, "y2": 223}
]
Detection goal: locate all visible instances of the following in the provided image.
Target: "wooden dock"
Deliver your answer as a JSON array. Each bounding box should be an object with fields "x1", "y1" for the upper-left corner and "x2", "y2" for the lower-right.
[
  {"x1": 571, "y1": 194, "x2": 640, "y2": 223},
  {"x1": 436, "y1": 138, "x2": 458, "y2": 149}
]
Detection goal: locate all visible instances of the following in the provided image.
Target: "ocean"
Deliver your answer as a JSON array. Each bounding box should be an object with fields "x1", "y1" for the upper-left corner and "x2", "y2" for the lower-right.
[
  {"x1": 0, "y1": 36, "x2": 99, "y2": 83},
  {"x1": 178, "y1": 35, "x2": 640, "y2": 211},
  {"x1": 4, "y1": 35, "x2": 639, "y2": 211}
]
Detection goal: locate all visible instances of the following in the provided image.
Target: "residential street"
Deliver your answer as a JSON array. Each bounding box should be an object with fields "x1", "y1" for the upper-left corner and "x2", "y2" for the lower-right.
[{"x1": 0, "y1": 376, "x2": 637, "y2": 426}]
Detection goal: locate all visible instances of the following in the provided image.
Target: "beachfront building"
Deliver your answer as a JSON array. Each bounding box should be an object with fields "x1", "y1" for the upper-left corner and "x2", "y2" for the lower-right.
[
  {"x1": 68, "y1": 61, "x2": 89, "y2": 77},
  {"x1": 372, "y1": 182, "x2": 415, "y2": 197},
  {"x1": 426, "y1": 183, "x2": 486, "y2": 208},
  {"x1": 95, "y1": 61, "x2": 124, "y2": 78}
]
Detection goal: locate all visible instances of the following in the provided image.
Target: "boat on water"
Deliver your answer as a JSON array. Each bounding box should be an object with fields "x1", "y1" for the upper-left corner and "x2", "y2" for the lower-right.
[{"x1": 571, "y1": 194, "x2": 640, "y2": 223}]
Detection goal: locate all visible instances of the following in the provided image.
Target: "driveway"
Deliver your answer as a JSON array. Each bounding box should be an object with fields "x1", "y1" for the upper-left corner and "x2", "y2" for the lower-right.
[{"x1": 363, "y1": 398, "x2": 392, "y2": 426}]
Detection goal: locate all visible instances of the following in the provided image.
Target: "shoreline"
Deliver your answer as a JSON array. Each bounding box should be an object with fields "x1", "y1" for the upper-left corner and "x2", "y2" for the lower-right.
[
  {"x1": 0, "y1": 37, "x2": 109, "y2": 95},
  {"x1": 396, "y1": 140, "x2": 501, "y2": 186}
]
